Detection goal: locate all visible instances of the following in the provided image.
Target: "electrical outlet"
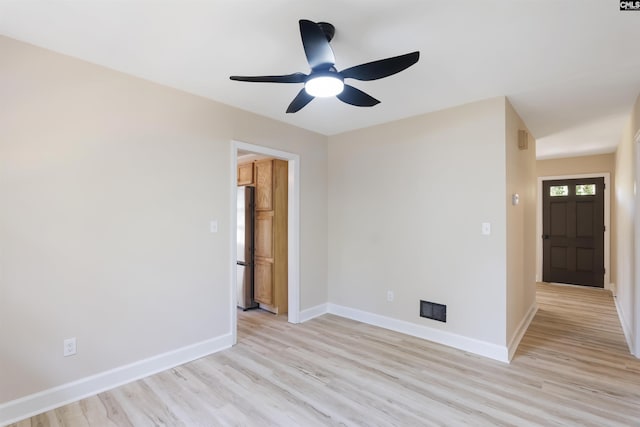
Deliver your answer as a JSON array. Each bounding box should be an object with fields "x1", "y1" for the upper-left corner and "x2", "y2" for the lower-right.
[
  {"x1": 387, "y1": 290, "x2": 394, "y2": 302},
  {"x1": 64, "y1": 337, "x2": 77, "y2": 357}
]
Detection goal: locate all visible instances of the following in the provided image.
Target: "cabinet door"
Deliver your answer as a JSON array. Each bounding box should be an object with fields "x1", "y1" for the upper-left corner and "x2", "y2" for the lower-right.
[
  {"x1": 254, "y1": 260, "x2": 273, "y2": 305},
  {"x1": 255, "y1": 211, "x2": 274, "y2": 259},
  {"x1": 237, "y1": 163, "x2": 254, "y2": 186},
  {"x1": 254, "y1": 160, "x2": 273, "y2": 211}
]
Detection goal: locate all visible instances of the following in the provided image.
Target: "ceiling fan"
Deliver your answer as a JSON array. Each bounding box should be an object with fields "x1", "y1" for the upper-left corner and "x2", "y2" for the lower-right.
[{"x1": 230, "y1": 19, "x2": 420, "y2": 113}]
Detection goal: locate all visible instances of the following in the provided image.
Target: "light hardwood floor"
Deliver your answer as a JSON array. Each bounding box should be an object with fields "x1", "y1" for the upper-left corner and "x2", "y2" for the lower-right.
[{"x1": 10, "y1": 283, "x2": 640, "y2": 426}]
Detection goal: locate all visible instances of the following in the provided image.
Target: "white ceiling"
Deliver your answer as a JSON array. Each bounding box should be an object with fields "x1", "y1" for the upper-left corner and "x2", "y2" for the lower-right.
[{"x1": 1, "y1": 0, "x2": 639, "y2": 159}]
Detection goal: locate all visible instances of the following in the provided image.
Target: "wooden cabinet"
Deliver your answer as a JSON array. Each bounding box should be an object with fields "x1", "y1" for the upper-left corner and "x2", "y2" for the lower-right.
[
  {"x1": 254, "y1": 160, "x2": 273, "y2": 210},
  {"x1": 237, "y1": 162, "x2": 254, "y2": 186},
  {"x1": 253, "y1": 159, "x2": 288, "y2": 314},
  {"x1": 255, "y1": 211, "x2": 274, "y2": 259},
  {"x1": 254, "y1": 260, "x2": 273, "y2": 304}
]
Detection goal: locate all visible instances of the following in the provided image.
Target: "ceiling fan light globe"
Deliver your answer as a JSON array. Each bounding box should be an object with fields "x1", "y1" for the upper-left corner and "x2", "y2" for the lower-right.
[{"x1": 305, "y1": 75, "x2": 344, "y2": 97}]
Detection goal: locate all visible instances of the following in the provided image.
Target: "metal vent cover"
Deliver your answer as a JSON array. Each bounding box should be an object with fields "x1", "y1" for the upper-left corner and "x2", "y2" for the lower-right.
[{"x1": 420, "y1": 300, "x2": 446, "y2": 322}]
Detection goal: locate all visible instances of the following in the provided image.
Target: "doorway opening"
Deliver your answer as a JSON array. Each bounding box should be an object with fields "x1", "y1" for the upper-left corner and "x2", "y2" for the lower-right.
[
  {"x1": 536, "y1": 173, "x2": 610, "y2": 290},
  {"x1": 230, "y1": 141, "x2": 300, "y2": 345},
  {"x1": 542, "y1": 177, "x2": 604, "y2": 287}
]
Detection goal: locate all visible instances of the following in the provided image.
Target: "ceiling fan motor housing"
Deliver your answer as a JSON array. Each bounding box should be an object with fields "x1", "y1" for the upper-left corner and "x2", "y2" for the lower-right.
[{"x1": 317, "y1": 22, "x2": 335, "y2": 42}]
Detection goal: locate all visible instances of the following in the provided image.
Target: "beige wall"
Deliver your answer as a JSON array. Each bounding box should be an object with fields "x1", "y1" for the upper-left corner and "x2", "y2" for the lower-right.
[
  {"x1": 614, "y1": 94, "x2": 638, "y2": 355},
  {"x1": 537, "y1": 153, "x2": 615, "y2": 177},
  {"x1": 505, "y1": 100, "x2": 537, "y2": 346},
  {"x1": 0, "y1": 36, "x2": 328, "y2": 403},
  {"x1": 537, "y1": 153, "x2": 616, "y2": 286},
  {"x1": 328, "y1": 97, "x2": 508, "y2": 346}
]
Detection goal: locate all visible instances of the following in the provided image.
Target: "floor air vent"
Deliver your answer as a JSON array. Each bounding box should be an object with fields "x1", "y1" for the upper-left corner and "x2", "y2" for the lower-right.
[{"x1": 420, "y1": 300, "x2": 446, "y2": 322}]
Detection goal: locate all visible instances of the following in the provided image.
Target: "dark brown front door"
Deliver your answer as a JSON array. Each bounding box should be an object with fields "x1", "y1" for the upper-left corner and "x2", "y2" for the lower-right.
[{"x1": 542, "y1": 177, "x2": 605, "y2": 287}]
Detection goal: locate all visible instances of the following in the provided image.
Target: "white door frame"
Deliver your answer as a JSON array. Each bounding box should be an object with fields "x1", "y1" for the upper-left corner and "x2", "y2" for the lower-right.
[
  {"x1": 230, "y1": 140, "x2": 301, "y2": 345},
  {"x1": 634, "y1": 129, "x2": 640, "y2": 356},
  {"x1": 536, "y1": 173, "x2": 611, "y2": 290}
]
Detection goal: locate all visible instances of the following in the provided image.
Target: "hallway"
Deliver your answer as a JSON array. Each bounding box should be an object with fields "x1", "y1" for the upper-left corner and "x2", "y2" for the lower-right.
[{"x1": 510, "y1": 282, "x2": 640, "y2": 422}]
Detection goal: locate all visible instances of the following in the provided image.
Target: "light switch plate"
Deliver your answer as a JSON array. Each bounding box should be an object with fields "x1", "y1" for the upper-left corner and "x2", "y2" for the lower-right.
[
  {"x1": 210, "y1": 220, "x2": 218, "y2": 233},
  {"x1": 482, "y1": 222, "x2": 491, "y2": 235}
]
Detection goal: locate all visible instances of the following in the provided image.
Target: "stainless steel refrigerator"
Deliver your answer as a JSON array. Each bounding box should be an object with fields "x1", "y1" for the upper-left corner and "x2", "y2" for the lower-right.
[{"x1": 237, "y1": 186, "x2": 258, "y2": 310}]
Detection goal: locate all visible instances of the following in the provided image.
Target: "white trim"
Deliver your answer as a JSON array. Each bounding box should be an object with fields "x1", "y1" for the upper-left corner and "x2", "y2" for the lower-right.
[
  {"x1": 507, "y1": 302, "x2": 538, "y2": 361},
  {"x1": 0, "y1": 334, "x2": 232, "y2": 426},
  {"x1": 230, "y1": 141, "x2": 301, "y2": 337},
  {"x1": 614, "y1": 293, "x2": 635, "y2": 354},
  {"x1": 327, "y1": 303, "x2": 510, "y2": 363},
  {"x1": 299, "y1": 303, "x2": 329, "y2": 322},
  {"x1": 287, "y1": 156, "x2": 301, "y2": 324},
  {"x1": 230, "y1": 147, "x2": 239, "y2": 345},
  {"x1": 635, "y1": 129, "x2": 640, "y2": 357},
  {"x1": 536, "y1": 173, "x2": 611, "y2": 290}
]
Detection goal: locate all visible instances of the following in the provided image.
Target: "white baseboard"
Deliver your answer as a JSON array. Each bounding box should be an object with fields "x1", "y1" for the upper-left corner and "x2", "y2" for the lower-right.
[
  {"x1": 327, "y1": 303, "x2": 509, "y2": 363},
  {"x1": 606, "y1": 281, "x2": 615, "y2": 293},
  {"x1": 507, "y1": 302, "x2": 538, "y2": 361},
  {"x1": 0, "y1": 333, "x2": 233, "y2": 426},
  {"x1": 614, "y1": 296, "x2": 635, "y2": 354},
  {"x1": 299, "y1": 303, "x2": 328, "y2": 322}
]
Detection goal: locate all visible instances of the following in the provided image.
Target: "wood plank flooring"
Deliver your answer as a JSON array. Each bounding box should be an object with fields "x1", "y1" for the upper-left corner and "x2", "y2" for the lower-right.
[{"x1": 9, "y1": 283, "x2": 640, "y2": 426}]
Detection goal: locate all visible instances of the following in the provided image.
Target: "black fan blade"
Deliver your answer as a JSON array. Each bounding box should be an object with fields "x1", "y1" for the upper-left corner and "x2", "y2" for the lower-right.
[
  {"x1": 299, "y1": 19, "x2": 335, "y2": 70},
  {"x1": 230, "y1": 73, "x2": 307, "y2": 83},
  {"x1": 286, "y1": 88, "x2": 315, "y2": 113},
  {"x1": 337, "y1": 85, "x2": 380, "y2": 107},
  {"x1": 340, "y1": 51, "x2": 420, "y2": 81}
]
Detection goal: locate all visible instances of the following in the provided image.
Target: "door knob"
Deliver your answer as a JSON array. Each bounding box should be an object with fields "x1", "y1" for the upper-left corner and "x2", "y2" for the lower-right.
[{"x1": 542, "y1": 234, "x2": 550, "y2": 240}]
